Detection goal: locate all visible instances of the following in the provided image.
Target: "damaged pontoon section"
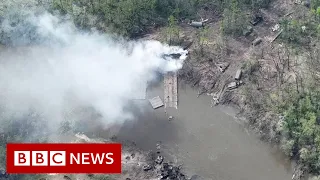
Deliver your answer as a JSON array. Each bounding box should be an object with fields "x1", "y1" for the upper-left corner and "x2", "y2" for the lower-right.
[
  {"x1": 149, "y1": 47, "x2": 188, "y2": 110},
  {"x1": 149, "y1": 96, "x2": 164, "y2": 109},
  {"x1": 132, "y1": 45, "x2": 187, "y2": 102},
  {"x1": 164, "y1": 71, "x2": 178, "y2": 109},
  {"x1": 163, "y1": 48, "x2": 187, "y2": 109}
]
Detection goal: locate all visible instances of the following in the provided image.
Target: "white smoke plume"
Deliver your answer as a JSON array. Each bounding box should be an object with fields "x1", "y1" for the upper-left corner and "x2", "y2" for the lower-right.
[{"x1": 0, "y1": 12, "x2": 188, "y2": 128}]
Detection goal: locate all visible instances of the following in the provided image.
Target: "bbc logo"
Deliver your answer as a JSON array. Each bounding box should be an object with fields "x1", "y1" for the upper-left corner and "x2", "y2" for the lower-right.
[
  {"x1": 14, "y1": 151, "x2": 66, "y2": 166},
  {"x1": 7, "y1": 143, "x2": 121, "y2": 173}
]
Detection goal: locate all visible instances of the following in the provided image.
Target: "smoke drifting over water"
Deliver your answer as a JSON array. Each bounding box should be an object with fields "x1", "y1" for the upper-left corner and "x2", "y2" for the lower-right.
[{"x1": 0, "y1": 12, "x2": 187, "y2": 127}]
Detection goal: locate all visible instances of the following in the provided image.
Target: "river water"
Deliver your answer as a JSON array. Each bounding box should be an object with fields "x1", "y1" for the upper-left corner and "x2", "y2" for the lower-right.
[
  {"x1": 113, "y1": 81, "x2": 293, "y2": 180},
  {"x1": 0, "y1": 43, "x2": 293, "y2": 179}
]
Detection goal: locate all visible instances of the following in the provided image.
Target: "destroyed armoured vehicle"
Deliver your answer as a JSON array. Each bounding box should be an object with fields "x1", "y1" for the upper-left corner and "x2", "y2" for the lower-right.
[
  {"x1": 250, "y1": 15, "x2": 263, "y2": 26},
  {"x1": 143, "y1": 164, "x2": 153, "y2": 171}
]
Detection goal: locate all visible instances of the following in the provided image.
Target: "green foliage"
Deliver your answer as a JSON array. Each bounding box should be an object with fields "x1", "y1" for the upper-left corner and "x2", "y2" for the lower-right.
[
  {"x1": 196, "y1": 26, "x2": 209, "y2": 56},
  {"x1": 155, "y1": 0, "x2": 197, "y2": 18},
  {"x1": 51, "y1": 0, "x2": 203, "y2": 37},
  {"x1": 105, "y1": 0, "x2": 158, "y2": 36},
  {"x1": 165, "y1": 15, "x2": 180, "y2": 45},
  {"x1": 52, "y1": 0, "x2": 159, "y2": 36},
  {"x1": 281, "y1": 138, "x2": 295, "y2": 156},
  {"x1": 241, "y1": 0, "x2": 272, "y2": 10},
  {"x1": 312, "y1": 0, "x2": 320, "y2": 9},
  {"x1": 279, "y1": 16, "x2": 319, "y2": 44},
  {"x1": 280, "y1": 91, "x2": 320, "y2": 173},
  {"x1": 317, "y1": 7, "x2": 320, "y2": 16},
  {"x1": 51, "y1": 0, "x2": 261, "y2": 37},
  {"x1": 252, "y1": 0, "x2": 272, "y2": 8},
  {"x1": 279, "y1": 1, "x2": 320, "y2": 43},
  {"x1": 280, "y1": 19, "x2": 302, "y2": 43},
  {"x1": 241, "y1": 59, "x2": 260, "y2": 76},
  {"x1": 199, "y1": 26, "x2": 209, "y2": 45},
  {"x1": 221, "y1": 0, "x2": 246, "y2": 36}
]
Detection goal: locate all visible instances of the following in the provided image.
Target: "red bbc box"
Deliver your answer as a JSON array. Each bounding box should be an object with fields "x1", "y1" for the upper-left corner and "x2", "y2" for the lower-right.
[{"x1": 6, "y1": 143, "x2": 121, "y2": 174}]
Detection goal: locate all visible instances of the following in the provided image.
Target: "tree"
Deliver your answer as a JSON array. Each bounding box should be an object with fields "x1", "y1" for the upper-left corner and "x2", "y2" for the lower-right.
[
  {"x1": 281, "y1": 138, "x2": 295, "y2": 156},
  {"x1": 197, "y1": 26, "x2": 209, "y2": 56},
  {"x1": 281, "y1": 91, "x2": 320, "y2": 172},
  {"x1": 166, "y1": 15, "x2": 180, "y2": 45},
  {"x1": 311, "y1": 0, "x2": 320, "y2": 10},
  {"x1": 307, "y1": 43, "x2": 320, "y2": 85},
  {"x1": 221, "y1": 0, "x2": 246, "y2": 36},
  {"x1": 250, "y1": 0, "x2": 271, "y2": 9}
]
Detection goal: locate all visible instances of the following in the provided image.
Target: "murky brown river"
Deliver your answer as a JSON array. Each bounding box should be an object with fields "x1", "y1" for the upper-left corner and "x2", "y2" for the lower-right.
[{"x1": 111, "y1": 81, "x2": 293, "y2": 180}]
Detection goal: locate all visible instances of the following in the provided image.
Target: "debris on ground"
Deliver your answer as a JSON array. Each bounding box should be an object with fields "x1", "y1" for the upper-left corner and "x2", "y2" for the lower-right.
[
  {"x1": 271, "y1": 29, "x2": 283, "y2": 43},
  {"x1": 149, "y1": 96, "x2": 164, "y2": 109},
  {"x1": 215, "y1": 62, "x2": 230, "y2": 73},
  {"x1": 291, "y1": 164, "x2": 306, "y2": 180},
  {"x1": 75, "y1": 133, "x2": 92, "y2": 142},
  {"x1": 54, "y1": 129, "x2": 199, "y2": 180},
  {"x1": 168, "y1": 116, "x2": 173, "y2": 121},
  {"x1": 272, "y1": 24, "x2": 280, "y2": 32},
  {"x1": 182, "y1": 40, "x2": 193, "y2": 50},
  {"x1": 0, "y1": 169, "x2": 8, "y2": 178},
  {"x1": 294, "y1": 0, "x2": 302, "y2": 4},
  {"x1": 63, "y1": 175, "x2": 71, "y2": 180},
  {"x1": 155, "y1": 155, "x2": 164, "y2": 164},
  {"x1": 160, "y1": 162, "x2": 186, "y2": 180},
  {"x1": 137, "y1": 145, "x2": 188, "y2": 179},
  {"x1": 143, "y1": 164, "x2": 153, "y2": 171},
  {"x1": 227, "y1": 81, "x2": 244, "y2": 90},
  {"x1": 210, "y1": 83, "x2": 227, "y2": 106},
  {"x1": 211, "y1": 93, "x2": 219, "y2": 106}
]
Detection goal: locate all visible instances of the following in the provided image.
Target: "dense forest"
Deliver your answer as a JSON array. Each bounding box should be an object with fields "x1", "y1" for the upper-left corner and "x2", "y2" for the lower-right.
[
  {"x1": 2, "y1": 0, "x2": 320, "y2": 179},
  {"x1": 49, "y1": 0, "x2": 271, "y2": 37}
]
